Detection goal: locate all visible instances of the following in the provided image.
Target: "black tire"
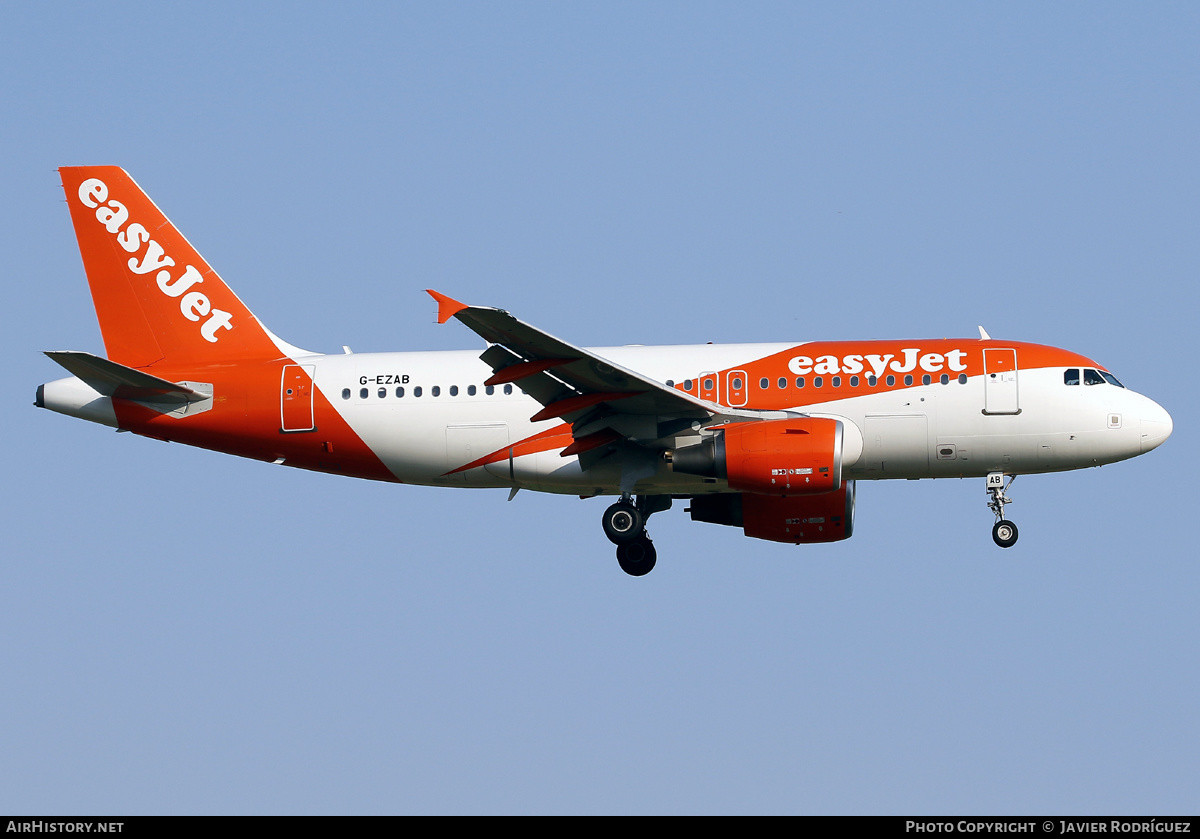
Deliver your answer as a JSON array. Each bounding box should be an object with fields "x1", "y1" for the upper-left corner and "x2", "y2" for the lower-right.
[
  {"x1": 992, "y1": 519, "x2": 1019, "y2": 548},
  {"x1": 616, "y1": 537, "x2": 657, "y2": 576},
  {"x1": 602, "y1": 501, "x2": 644, "y2": 545}
]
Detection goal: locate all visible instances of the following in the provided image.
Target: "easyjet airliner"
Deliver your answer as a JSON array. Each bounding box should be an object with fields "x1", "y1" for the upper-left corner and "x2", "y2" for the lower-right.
[{"x1": 37, "y1": 167, "x2": 1173, "y2": 575}]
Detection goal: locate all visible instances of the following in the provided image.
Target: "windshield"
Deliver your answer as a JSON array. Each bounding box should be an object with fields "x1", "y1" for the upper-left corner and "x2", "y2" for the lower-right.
[{"x1": 1068, "y1": 367, "x2": 1126, "y2": 389}]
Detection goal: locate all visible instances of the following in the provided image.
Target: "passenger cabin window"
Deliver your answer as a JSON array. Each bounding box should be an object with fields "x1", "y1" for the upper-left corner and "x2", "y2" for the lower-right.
[
  {"x1": 1065, "y1": 368, "x2": 1080, "y2": 385},
  {"x1": 850, "y1": 376, "x2": 859, "y2": 387},
  {"x1": 450, "y1": 385, "x2": 459, "y2": 396},
  {"x1": 1084, "y1": 368, "x2": 1106, "y2": 386},
  {"x1": 867, "y1": 375, "x2": 877, "y2": 386},
  {"x1": 396, "y1": 387, "x2": 405, "y2": 397},
  {"x1": 414, "y1": 386, "x2": 423, "y2": 397},
  {"x1": 814, "y1": 376, "x2": 823, "y2": 388},
  {"x1": 359, "y1": 388, "x2": 368, "y2": 399},
  {"x1": 341, "y1": 388, "x2": 351, "y2": 400},
  {"x1": 778, "y1": 377, "x2": 787, "y2": 389},
  {"x1": 468, "y1": 385, "x2": 477, "y2": 396},
  {"x1": 795, "y1": 377, "x2": 805, "y2": 388},
  {"x1": 486, "y1": 385, "x2": 495, "y2": 395},
  {"x1": 504, "y1": 384, "x2": 513, "y2": 395},
  {"x1": 940, "y1": 374, "x2": 949, "y2": 385},
  {"x1": 759, "y1": 377, "x2": 769, "y2": 389}
]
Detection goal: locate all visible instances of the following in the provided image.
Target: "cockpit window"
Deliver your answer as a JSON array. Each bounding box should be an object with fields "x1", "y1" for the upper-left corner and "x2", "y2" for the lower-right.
[
  {"x1": 1064, "y1": 368, "x2": 1080, "y2": 386},
  {"x1": 1084, "y1": 368, "x2": 1106, "y2": 386},
  {"x1": 1101, "y1": 371, "x2": 1125, "y2": 388}
]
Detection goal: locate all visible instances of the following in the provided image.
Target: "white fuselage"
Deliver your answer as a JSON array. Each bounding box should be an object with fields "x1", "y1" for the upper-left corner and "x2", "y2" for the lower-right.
[{"x1": 294, "y1": 342, "x2": 1171, "y2": 495}]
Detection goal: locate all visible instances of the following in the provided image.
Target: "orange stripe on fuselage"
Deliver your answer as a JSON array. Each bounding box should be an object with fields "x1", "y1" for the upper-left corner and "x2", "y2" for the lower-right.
[
  {"x1": 675, "y1": 340, "x2": 1101, "y2": 410},
  {"x1": 110, "y1": 359, "x2": 400, "y2": 483},
  {"x1": 445, "y1": 423, "x2": 575, "y2": 475}
]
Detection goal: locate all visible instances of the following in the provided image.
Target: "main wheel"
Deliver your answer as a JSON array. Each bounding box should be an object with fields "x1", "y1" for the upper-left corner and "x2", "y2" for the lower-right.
[
  {"x1": 992, "y1": 519, "x2": 1019, "y2": 548},
  {"x1": 602, "y1": 501, "x2": 644, "y2": 545},
  {"x1": 616, "y1": 537, "x2": 657, "y2": 576}
]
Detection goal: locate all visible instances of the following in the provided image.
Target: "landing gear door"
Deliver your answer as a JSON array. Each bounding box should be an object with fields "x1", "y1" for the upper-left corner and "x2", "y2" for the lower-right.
[
  {"x1": 281, "y1": 364, "x2": 316, "y2": 432},
  {"x1": 983, "y1": 349, "x2": 1019, "y2": 415}
]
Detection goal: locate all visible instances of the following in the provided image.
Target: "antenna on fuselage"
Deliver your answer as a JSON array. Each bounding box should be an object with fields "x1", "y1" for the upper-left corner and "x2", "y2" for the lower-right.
[{"x1": 977, "y1": 325, "x2": 991, "y2": 340}]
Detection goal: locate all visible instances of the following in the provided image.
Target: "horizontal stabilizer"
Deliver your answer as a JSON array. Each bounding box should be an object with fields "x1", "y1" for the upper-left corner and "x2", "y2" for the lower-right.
[{"x1": 44, "y1": 351, "x2": 205, "y2": 403}]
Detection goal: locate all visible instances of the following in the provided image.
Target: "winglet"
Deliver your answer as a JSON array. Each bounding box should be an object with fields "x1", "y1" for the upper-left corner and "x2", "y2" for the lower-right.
[{"x1": 427, "y1": 289, "x2": 469, "y2": 324}]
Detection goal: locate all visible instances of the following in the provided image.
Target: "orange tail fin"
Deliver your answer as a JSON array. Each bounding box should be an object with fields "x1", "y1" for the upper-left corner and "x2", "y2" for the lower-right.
[{"x1": 59, "y1": 166, "x2": 291, "y2": 368}]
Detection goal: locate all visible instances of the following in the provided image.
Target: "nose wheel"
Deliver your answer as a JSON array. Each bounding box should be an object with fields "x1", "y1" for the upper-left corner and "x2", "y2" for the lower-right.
[
  {"x1": 991, "y1": 519, "x2": 1019, "y2": 548},
  {"x1": 986, "y1": 472, "x2": 1018, "y2": 548}
]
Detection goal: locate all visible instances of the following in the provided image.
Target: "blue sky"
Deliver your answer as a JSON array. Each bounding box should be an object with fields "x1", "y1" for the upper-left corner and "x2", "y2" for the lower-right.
[{"x1": 2, "y1": 2, "x2": 1197, "y2": 814}]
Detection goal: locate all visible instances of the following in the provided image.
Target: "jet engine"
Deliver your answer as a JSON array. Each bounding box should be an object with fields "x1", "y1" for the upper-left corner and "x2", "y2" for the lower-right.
[{"x1": 671, "y1": 417, "x2": 845, "y2": 496}]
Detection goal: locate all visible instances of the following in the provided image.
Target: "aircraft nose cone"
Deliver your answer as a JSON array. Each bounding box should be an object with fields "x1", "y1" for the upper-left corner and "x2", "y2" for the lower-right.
[{"x1": 1140, "y1": 400, "x2": 1173, "y2": 453}]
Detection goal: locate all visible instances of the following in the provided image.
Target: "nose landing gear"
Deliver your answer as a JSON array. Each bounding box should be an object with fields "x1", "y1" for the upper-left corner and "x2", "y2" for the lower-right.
[
  {"x1": 986, "y1": 472, "x2": 1019, "y2": 548},
  {"x1": 602, "y1": 494, "x2": 670, "y2": 575}
]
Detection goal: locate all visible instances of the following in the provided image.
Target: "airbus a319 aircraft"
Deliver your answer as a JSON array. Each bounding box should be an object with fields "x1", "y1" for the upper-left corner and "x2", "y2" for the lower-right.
[{"x1": 38, "y1": 167, "x2": 1173, "y2": 575}]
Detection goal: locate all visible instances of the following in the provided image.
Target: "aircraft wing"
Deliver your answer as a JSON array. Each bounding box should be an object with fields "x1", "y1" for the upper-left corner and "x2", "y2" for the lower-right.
[{"x1": 428, "y1": 290, "x2": 718, "y2": 452}]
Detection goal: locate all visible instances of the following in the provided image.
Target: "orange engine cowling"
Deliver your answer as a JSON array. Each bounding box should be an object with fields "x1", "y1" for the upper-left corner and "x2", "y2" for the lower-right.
[
  {"x1": 687, "y1": 483, "x2": 856, "y2": 544},
  {"x1": 671, "y1": 417, "x2": 844, "y2": 496}
]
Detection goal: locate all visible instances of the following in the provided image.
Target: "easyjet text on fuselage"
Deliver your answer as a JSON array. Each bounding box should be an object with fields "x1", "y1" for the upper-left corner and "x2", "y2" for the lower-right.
[{"x1": 788, "y1": 348, "x2": 969, "y2": 378}]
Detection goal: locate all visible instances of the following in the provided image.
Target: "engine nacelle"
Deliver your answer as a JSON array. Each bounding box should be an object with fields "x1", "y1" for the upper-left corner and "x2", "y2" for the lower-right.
[
  {"x1": 688, "y1": 483, "x2": 856, "y2": 544},
  {"x1": 672, "y1": 417, "x2": 843, "y2": 496}
]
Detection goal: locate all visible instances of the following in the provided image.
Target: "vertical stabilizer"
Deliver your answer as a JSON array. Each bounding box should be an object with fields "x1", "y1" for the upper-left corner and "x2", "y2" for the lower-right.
[{"x1": 59, "y1": 166, "x2": 286, "y2": 368}]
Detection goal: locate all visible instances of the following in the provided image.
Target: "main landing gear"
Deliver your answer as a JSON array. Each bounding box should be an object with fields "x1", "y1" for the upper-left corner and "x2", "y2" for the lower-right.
[
  {"x1": 602, "y1": 494, "x2": 670, "y2": 576},
  {"x1": 616, "y1": 538, "x2": 657, "y2": 577},
  {"x1": 986, "y1": 472, "x2": 1019, "y2": 548}
]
